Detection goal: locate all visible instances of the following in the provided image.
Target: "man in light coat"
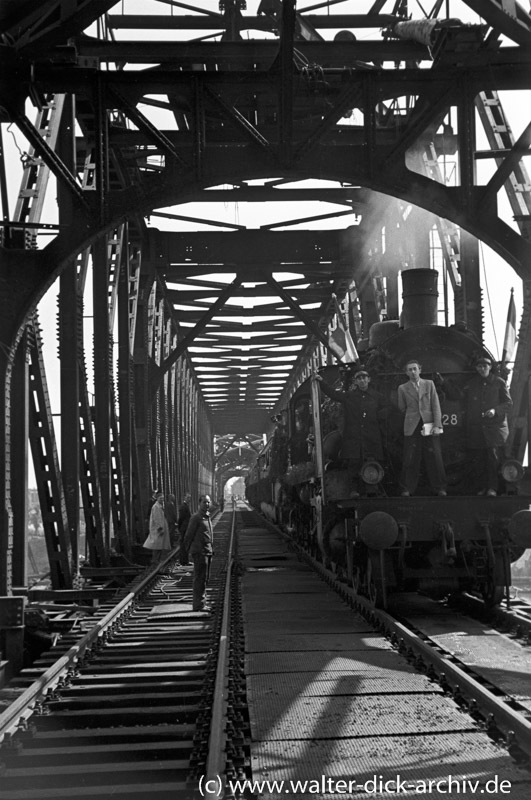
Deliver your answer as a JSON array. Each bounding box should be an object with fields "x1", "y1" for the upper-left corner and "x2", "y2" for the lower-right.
[
  {"x1": 397, "y1": 360, "x2": 447, "y2": 497},
  {"x1": 143, "y1": 492, "x2": 171, "y2": 563}
]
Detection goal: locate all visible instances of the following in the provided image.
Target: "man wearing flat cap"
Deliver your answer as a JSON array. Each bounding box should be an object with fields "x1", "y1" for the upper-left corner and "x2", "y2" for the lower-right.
[
  {"x1": 463, "y1": 356, "x2": 512, "y2": 496},
  {"x1": 313, "y1": 367, "x2": 386, "y2": 496}
]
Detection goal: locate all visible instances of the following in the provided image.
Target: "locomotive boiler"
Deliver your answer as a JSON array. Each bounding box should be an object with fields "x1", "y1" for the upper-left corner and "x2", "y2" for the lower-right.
[{"x1": 246, "y1": 269, "x2": 531, "y2": 608}]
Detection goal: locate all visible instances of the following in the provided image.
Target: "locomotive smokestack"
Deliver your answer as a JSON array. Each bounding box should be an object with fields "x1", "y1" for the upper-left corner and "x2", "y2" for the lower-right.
[{"x1": 401, "y1": 269, "x2": 439, "y2": 329}]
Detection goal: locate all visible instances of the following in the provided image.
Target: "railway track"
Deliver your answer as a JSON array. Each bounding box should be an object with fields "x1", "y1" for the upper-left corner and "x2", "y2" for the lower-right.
[
  {"x1": 0, "y1": 510, "x2": 240, "y2": 799},
  {"x1": 2, "y1": 504, "x2": 531, "y2": 798},
  {"x1": 281, "y1": 522, "x2": 531, "y2": 757}
]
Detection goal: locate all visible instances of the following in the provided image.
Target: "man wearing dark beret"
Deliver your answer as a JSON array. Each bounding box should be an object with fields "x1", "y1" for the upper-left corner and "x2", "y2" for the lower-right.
[
  {"x1": 313, "y1": 367, "x2": 386, "y2": 497},
  {"x1": 463, "y1": 357, "x2": 512, "y2": 496}
]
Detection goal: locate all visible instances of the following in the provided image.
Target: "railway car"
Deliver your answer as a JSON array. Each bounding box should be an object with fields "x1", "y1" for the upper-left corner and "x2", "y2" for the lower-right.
[{"x1": 246, "y1": 269, "x2": 531, "y2": 608}]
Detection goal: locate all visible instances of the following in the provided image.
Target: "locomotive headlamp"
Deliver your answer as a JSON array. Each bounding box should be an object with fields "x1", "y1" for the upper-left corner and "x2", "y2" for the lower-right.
[
  {"x1": 359, "y1": 511, "x2": 398, "y2": 549},
  {"x1": 501, "y1": 459, "x2": 524, "y2": 483},
  {"x1": 360, "y1": 461, "x2": 384, "y2": 485}
]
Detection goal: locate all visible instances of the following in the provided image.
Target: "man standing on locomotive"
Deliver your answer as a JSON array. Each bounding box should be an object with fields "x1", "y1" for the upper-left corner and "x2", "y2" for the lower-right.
[
  {"x1": 463, "y1": 356, "x2": 512, "y2": 496},
  {"x1": 397, "y1": 360, "x2": 447, "y2": 497},
  {"x1": 313, "y1": 367, "x2": 386, "y2": 496}
]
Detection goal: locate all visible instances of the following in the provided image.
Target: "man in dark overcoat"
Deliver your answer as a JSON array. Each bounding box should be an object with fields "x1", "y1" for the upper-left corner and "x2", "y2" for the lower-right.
[
  {"x1": 463, "y1": 356, "x2": 512, "y2": 496},
  {"x1": 313, "y1": 368, "x2": 386, "y2": 496},
  {"x1": 184, "y1": 495, "x2": 213, "y2": 612}
]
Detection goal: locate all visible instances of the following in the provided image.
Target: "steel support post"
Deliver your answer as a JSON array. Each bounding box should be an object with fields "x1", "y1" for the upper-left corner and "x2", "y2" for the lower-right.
[
  {"x1": 133, "y1": 274, "x2": 155, "y2": 514},
  {"x1": 459, "y1": 230, "x2": 482, "y2": 341},
  {"x1": 160, "y1": 317, "x2": 171, "y2": 495},
  {"x1": 10, "y1": 331, "x2": 29, "y2": 590},
  {"x1": 173, "y1": 361, "x2": 186, "y2": 501},
  {"x1": 0, "y1": 318, "x2": 23, "y2": 673},
  {"x1": 168, "y1": 337, "x2": 177, "y2": 493},
  {"x1": 0, "y1": 393, "x2": 14, "y2": 596},
  {"x1": 59, "y1": 267, "x2": 81, "y2": 573},
  {"x1": 458, "y1": 79, "x2": 477, "y2": 214},
  {"x1": 92, "y1": 236, "x2": 112, "y2": 552},
  {"x1": 177, "y1": 359, "x2": 185, "y2": 501},
  {"x1": 188, "y1": 370, "x2": 195, "y2": 497},
  {"x1": 150, "y1": 293, "x2": 163, "y2": 493},
  {"x1": 58, "y1": 94, "x2": 80, "y2": 574},
  {"x1": 118, "y1": 235, "x2": 133, "y2": 551}
]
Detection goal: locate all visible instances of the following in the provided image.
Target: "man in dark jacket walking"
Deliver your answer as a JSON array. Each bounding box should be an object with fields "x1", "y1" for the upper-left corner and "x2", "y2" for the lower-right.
[
  {"x1": 184, "y1": 495, "x2": 213, "y2": 611},
  {"x1": 464, "y1": 356, "x2": 512, "y2": 496}
]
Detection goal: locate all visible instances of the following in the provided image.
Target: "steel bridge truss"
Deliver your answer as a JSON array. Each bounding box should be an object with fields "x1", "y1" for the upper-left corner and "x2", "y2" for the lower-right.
[{"x1": 1, "y1": 0, "x2": 531, "y2": 671}]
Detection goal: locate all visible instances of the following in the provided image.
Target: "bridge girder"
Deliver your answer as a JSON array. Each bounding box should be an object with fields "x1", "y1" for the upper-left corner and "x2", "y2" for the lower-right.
[{"x1": 1, "y1": 2, "x2": 531, "y2": 670}]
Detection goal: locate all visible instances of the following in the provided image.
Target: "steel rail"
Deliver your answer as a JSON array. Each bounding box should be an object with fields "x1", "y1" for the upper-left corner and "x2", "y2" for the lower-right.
[
  {"x1": 0, "y1": 561, "x2": 169, "y2": 743},
  {"x1": 204, "y1": 506, "x2": 237, "y2": 799},
  {"x1": 257, "y1": 511, "x2": 531, "y2": 760},
  {"x1": 308, "y1": 551, "x2": 531, "y2": 759}
]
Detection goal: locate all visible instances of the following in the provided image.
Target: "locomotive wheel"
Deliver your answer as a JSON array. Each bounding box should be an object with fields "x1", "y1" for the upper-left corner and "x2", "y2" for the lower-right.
[{"x1": 482, "y1": 580, "x2": 504, "y2": 607}]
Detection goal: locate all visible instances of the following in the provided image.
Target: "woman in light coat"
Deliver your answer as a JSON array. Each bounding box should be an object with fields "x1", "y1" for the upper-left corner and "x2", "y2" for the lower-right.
[{"x1": 143, "y1": 492, "x2": 171, "y2": 563}]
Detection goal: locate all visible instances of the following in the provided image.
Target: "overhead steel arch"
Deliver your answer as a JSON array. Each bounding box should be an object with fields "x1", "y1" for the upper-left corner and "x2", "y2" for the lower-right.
[{"x1": 2, "y1": 0, "x2": 531, "y2": 675}]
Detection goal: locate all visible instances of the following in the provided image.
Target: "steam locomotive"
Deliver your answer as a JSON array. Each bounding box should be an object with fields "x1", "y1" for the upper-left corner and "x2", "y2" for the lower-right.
[{"x1": 246, "y1": 270, "x2": 531, "y2": 608}]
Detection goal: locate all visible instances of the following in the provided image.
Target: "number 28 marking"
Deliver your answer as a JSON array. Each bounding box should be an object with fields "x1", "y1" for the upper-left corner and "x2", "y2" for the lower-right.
[{"x1": 442, "y1": 413, "x2": 459, "y2": 426}]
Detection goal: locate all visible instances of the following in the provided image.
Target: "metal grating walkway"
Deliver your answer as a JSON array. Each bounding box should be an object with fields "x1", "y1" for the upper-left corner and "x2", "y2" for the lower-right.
[{"x1": 240, "y1": 520, "x2": 531, "y2": 799}]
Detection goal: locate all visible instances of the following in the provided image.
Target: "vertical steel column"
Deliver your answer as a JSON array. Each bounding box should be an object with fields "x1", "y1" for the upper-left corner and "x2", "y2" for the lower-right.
[
  {"x1": 133, "y1": 274, "x2": 155, "y2": 514},
  {"x1": 130, "y1": 422, "x2": 146, "y2": 543},
  {"x1": 0, "y1": 351, "x2": 14, "y2": 572},
  {"x1": 459, "y1": 231, "x2": 483, "y2": 342},
  {"x1": 193, "y1": 77, "x2": 205, "y2": 181},
  {"x1": 168, "y1": 336, "x2": 178, "y2": 493},
  {"x1": 176, "y1": 358, "x2": 185, "y2": 501},
  {"x1": 458, "y1": 79, "x2": 477, "y2": 214},
  {"x1": 454, "y1": 76, "x2": 478, "y2": 335},
  {"x1": 58, "y1": 280, "x2": 80, "y2": 571},
  {"x1": 57, "y1": 94, "x2": 80, "y2": 575},
  {"x1": 191, "y1": 383, "x2": 199, "y2": 499},
  {"x1": 152, "y1": 296, "x2": 164, "y2": 492},
  {"x1": 160, "y1": 317, "x2": 171, "y2": 494},
  {"x1": 0, "y1": 126, "x2": 11, "y2": 244},
  {"x1": 93, "y1": 75, "x2": 109, "y2": 226},
  {"x1": 118, "y1": 233, "x2": 134, "y2": 550},
  {"x1": 278, "y1": 0, "x2": 295, "y2": 166},
  {"x1": 0, "y1": 338, "x2": 23, "y2": 675},
  {"x1": 110, "y1": 401, "x2": 130, "y2": 557},
  {"x1": 78, "y1": 373, "x2": 107, "y2": 567},
  {"x1": 363, "y1": 73, "x2": 376, "y2": 182},
  {"x1": 0, "y1": 154, "x2": 14, "y2": 642},
  {"x1": 10, "y1": 331, "x2": 29, "y2": 589},
  {"x1": 187, "y1": 366, "x2": 195, "y2": 499},
  {"x1": 28, "y1": 317, "x2": 72, "y2": 588},
  {"x1": 92, "y1": 237, "x2": 112, "y2": 551}
]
